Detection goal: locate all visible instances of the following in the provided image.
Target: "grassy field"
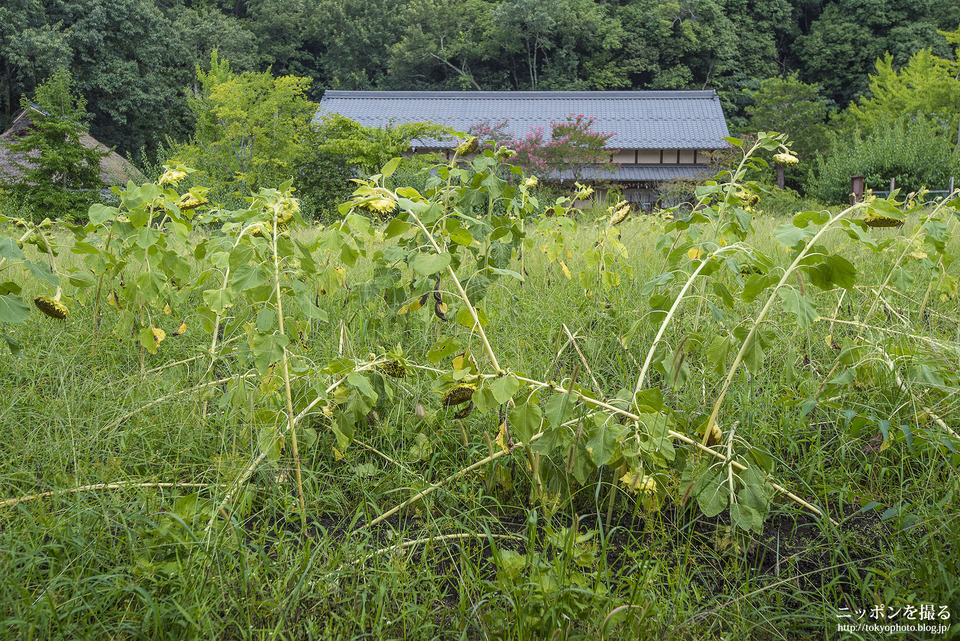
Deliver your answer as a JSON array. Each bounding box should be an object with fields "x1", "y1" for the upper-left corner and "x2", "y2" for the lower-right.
[{"x1": 1, "y1": 169, "x2": 959, "y2": 640}]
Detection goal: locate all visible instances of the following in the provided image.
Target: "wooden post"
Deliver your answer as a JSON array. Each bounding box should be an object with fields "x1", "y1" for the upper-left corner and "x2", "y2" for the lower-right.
[
  {"x1": 850, "y1": 175, "x2": 865, "y2": 204},
  {"x1": 950, "y1": 176, "x2": 955, "y2": 193},
  {"x1": 889, "y1": 177, "x2": 895, "y2": 193},
  {"x1": 777, "y1": 164, "x2": 785, "y2": 190}
]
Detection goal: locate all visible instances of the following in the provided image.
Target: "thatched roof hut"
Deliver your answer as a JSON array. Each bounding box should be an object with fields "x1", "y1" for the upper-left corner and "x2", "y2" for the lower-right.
[{"x1": 0, "y1": 105, "x2": 145, "y2": 186}]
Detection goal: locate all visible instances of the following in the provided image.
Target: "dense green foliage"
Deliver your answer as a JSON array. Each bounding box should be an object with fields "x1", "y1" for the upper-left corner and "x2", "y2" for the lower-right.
[
  {"x1": 299, "y1": 114, "x2": 453, "y2": 220},
  {"x1": 1, "y1": 142, "x2": 959, "y2": 637},
  {"x1": 810, "y1": 118, "x2": 960, "y2": 203},
  {"x1": 2, "y1": 0, "x2": 957, "y2": 157},
  {"x1": 173, "y1": 52, "x2": 315, "y2": 195},
  {"x1": 849, "y1": 48, "x2": 960, "y2": 137},
  {"x1": 0, "y1": 68, "x2": 105, "y2": 219}
]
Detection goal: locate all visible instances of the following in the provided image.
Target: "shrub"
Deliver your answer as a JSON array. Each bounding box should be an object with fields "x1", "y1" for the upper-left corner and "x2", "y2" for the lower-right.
[
  {"x1": 297, "y1": 114, "x2": 451, "y2": 221},
  {"x1": 807, "y1": 117, "x2": 960, "y2": 204},
  {"x1": 472, "y1": 114, "x2": 617, "y2": 183}
]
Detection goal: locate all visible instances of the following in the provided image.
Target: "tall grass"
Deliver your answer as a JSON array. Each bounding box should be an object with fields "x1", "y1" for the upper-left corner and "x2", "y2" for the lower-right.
[{"x1": 0, "y1": 206, "x2": 958, "y2": 639}]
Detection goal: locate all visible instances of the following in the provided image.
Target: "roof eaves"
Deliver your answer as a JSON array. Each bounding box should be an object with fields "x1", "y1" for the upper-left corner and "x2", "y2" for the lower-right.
[{"x1": 322, "y1": 89, "x2": 721, "y2": 100}]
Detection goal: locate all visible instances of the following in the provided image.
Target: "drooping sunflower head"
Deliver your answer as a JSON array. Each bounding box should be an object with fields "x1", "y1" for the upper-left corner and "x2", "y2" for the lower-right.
[
  {"x1": 34, "y1": 295, "x2": 69, "y2": 320},
  {"x1": 179, "y1": 193, "x2": 208, "y2": 210},
  {"x1": 574, "y1": 183, "x2": 595, "y2": 200},
  {"x1": 456, "y1": 137, "x2": 479, "y2": 155},
  {"x1": 366, "y1": 198, "x2": 397, "y2": 214},
  {"x1": 442, "y1": 386, "x2": 475, "y2": 407},
  {"x1": 706, "y1": 421, "x2": 722, "y2": 446},
  {"x1": 863, "y1": 212, "x2": 904, "y2": 228},
  {"x1": 735, "y1": 189, "x2": 760, "y2": 207},
  {"x1": 773, "y1": 152, "x2": 799, "y2": 165},
  {"x1": 274, "y1": 197, "x2": 300, "y2": 225},
  {"x1": 381, "y1": 360, "x2": 407, "y2": 378},
  {"x1": 609, "y1": 200, "x2": 630, "y2": 225},
  {"x1": 620, "y1": 470, "x2": 657, "y2": 495},
  {"x1": 159, "y1": 168, "x2": 188, "y2": 187},
  {"x1": 249, "y1": 222, "x2": 270, "y2": 238}
]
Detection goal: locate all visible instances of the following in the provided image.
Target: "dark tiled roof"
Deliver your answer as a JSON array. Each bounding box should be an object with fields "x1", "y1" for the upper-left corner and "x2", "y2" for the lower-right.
[
  {"x1": 318, "y1": 90, "x2": 730, "y2": 150},
  {"x1": 552, "y1": 163, "x2": 715, "y2": 183}
]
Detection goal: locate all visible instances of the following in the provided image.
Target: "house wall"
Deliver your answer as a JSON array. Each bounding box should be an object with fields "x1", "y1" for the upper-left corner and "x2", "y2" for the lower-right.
[
  {"x1": 637, "y1": 150, "x2": 661, "y2": 164},
  {"x1": 407, "y1": 146, "x2": 716, "y2": 166}
]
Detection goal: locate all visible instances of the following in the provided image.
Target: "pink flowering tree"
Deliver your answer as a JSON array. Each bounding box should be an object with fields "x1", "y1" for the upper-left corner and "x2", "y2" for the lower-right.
[{"x1": 472, "y1": 114, "x2": 618, "y2": 182}]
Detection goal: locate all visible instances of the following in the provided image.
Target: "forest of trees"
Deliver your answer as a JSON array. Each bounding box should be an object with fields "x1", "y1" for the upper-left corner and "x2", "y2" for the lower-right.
[
  {"x1": 1, "y1": 0, "x2": 959, "y2": 210},
  {"x1": 2, "y1": 0, "x2": 958, "y2": 155}
]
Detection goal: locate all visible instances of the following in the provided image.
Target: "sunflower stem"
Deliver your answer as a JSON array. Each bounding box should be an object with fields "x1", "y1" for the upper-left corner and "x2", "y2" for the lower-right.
[
  {"x1": 92, "y1": 223, "x2": 115, "y2": 331},
  {"x1": 407, "y1": 208, "x2": 504, "y2": 374},
  {"x1": 272, "y1": 208, "x2": 307, "y2": 530},
  {"x1": 704, "y1": 201, "x2": 869, "y2": 446}
]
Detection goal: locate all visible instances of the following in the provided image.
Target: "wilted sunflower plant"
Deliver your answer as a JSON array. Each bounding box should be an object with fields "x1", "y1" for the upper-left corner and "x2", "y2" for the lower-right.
[
  {"x1": 626, "y1": 132, "x2": 960, "y2": 530},
  {"x1": 0, "y1": 216, "x2": 72, "y2": 355},
  {"x1": 307, "y1": 136, "x2": 840, "y2": 533},
  {"x1": 2, "y1": 129, "x2": 956, "y2": 539},
  {"x1": 76, "y1": 164, "x2": 208, "y2": 358},
  {"x1": 329, "y1": 130, "x2": 960, "y2": 535}
]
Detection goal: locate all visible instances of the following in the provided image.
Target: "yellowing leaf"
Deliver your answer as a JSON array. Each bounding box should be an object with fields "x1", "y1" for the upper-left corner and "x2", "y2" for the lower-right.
[
  {"x1": 107, "y1": 291, "x2": 121, "y2": 309},
  {"x1": 687, "y1": 247, "x2": 705, "y2": 261},
  {"x1": 332, "y1": 446, "x2": 344, "y2": 461},
  {"x1": 163, "y1": 303, "x2": 171, "y2": 315},
  {"x1": 260, "y1": 372, "x2": 282, "y2": 395},
  {"x1": 175, "y1": 321, "x2": 187, "y2": 335},
  {"x1": 560, "y1": 260, "x2": 571, "y2": 280},
  {"x1": 495, "y1": 422, "x2": 510, "y2": 454},
  {"x1": 620, "y1": 470, "x2": 656, "y2": 494},
  {"x1": 405, "y1": 297, "x2": 424, "y2": 313},
  {"x1": 452, "y1": 351, "x2": 477, "y2": 372},
  {"x1": 399, "y1": 293, "x2": 427, "y2": 314},
  {"x1": 138, "y1": 325, "x2": 165, "y2": 355}
]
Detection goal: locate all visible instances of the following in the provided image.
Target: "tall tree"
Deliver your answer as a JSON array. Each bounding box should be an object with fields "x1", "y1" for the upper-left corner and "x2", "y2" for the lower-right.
[
  {"x1": 849, "y1": 49, "x2": 960, "y2": 138},
  {"x1": 0, "y1": 68, "x2": 106, "y2": 219},
  {"x1": 744, "y1": 73, "x2": 831, "y2": 159},
  {"x1": 615, "y1": 0, "x2": 738, "y2": 91},
  {"x1": 0, "y1": 0, "x2": 71, "y2": 130},
  {"x1": 175, "y1": 52, "x2": 316, "y2": 192},
  {"x1": 55, "y1": 0, "x2": 193, "y2": 154},
  {"x1": 386, "y1": 0, "x2": 503, "y2": 90},
  {"x1": 310, "y1": 0, "x2": 409, "y2": 88},
  {"x1": 488, "y1": 0, "x2": 625, "y2": 89},
  {"x1": 170, "y1": 7, "x2": 261, "y2": 75},
  {"x1": 742, "y1": 73, "x2": 832, "y2": 190},
  {"x1": 795, "y1": 0, "x2": 954, "y2": 104},
  {"x1": 246, "y1": 0, "x2": 319, "y2": 81}
]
